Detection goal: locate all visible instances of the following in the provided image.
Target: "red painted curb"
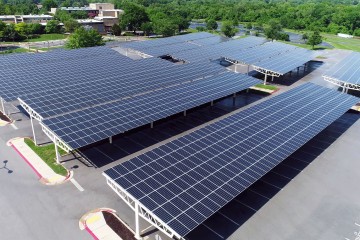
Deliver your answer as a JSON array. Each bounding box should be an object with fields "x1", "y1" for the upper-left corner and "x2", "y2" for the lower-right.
[
  {"x1": 85, "y1": 225, "x2": 99, "y2": 240},
  {"x1": 10, "y1": 143, "x2": 42, "y2": 179}
]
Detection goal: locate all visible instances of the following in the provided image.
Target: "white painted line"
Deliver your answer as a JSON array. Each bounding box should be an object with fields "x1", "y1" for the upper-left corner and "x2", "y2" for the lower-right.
[
  {"x1": 70, "y1": 178, "x2": 84, "y2": 192},
  {"x1": 11, "y1": 124, "x2": 18, "y2": 130},
  {"x1": 356, "y1": 222, "x2": 360, "y2": 227}
]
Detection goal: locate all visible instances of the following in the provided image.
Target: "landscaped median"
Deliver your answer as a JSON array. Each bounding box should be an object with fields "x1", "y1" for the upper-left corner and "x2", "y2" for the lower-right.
[
  {"x1": 7, "y1": 137, "x2": 71, "y2": 185},
  {"x1": 250, "y1": 84, "x2": 279, "y2": 94}
]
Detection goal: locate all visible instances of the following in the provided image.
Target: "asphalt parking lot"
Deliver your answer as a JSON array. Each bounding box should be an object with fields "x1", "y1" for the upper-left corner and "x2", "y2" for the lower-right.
[{"x1": 1, "y1": 48, "x2": 359, "y2": 240}]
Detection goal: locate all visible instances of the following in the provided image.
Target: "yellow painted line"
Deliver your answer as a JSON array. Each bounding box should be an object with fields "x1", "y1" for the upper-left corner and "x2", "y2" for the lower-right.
[{"x1": 86, "y1": 215, "x2": 101, "y2": 224}]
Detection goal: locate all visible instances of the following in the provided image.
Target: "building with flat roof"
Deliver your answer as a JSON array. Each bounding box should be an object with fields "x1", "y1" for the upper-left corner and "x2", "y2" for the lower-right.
[{"x1": 0, "y1": 14, "x2": 53, "y2": 24}]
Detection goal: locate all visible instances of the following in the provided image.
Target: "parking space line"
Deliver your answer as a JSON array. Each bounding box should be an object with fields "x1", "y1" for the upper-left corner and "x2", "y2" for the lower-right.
[
  {"x1": 202, "y1": 223, "x2": 224, "y2": 239},
  {"x1": 233, "y1": 199, "x2": 257, "y2": 212},
  {"x1": 70, "y1": 178, "x2": 84, "y2": 192},
  {"x1": 218, "y1": 211, "x2": 240, "y2": 226},
  {"x1": 11, "y1": 124, "x2": 18, "y2": 130}
]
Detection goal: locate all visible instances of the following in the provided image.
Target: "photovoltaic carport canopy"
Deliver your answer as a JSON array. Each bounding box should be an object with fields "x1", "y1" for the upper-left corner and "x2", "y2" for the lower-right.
[
  {"x1": 0, "y1": 46, "x2": 118, "y2": 69},
  {"x1": 0, "y1": 54, "x2": 171, "y2": 102},
  {"x1": 103, "y1": 83, "x2": 358, "y2": 238},
  {"x1": 19, "y1": 61, "x2": 225, "y2": 119},
  {"x1": 323, "y1": 51, "x2": 360, "y2": 86},
  {"x1": 41, "y1": 72, "x2": 261, "y2": 149},
  {"x1": 252, "y1": 48, "x2": 315, "y2": 75}
]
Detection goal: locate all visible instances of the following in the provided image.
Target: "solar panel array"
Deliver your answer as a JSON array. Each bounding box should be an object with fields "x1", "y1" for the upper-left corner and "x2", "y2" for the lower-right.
[
  {"x1": 253, "y1": 47, "x2": 315, "y2": 74},
  {"x1": 104, "y1": 83, "x2": 358, "y2": 237},
  {"x1": 171, "y1": 36, "x2": 267, "y2": 62},
  {"x1": 20, "y1": 62, "x2": 225, "y2": 118},
  {"x1": 0, "y1": 46, "x2": 118, "y2": 69},
  {"x1": 323, "y1": 51, "x2": 360, "y2": 85},
  {"x1": 42, "y1": 72, "x2": 261, "y2": 149},
  {"x1": 0, "y1": 53, "x2": 171, "y2": 101},
  {"x1": 139, "y1": 42, "x2": 201, "y2": 57},
  {"x1": 121, "y1": 32, "x2": 217, "y2": 52}
]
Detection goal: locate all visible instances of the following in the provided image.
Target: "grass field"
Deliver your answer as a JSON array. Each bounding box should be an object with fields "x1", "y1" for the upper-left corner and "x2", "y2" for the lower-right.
[
  {"x1": 255, "y1": 84, "x2": 278, "y2": 91},
  {"x1": 24, "y1": 138, "x2": 68, "y2": 176},
  {"x1": 0, "y1": 47, "x2": 29, "y2": 54},
  {"x1": 26, "y1": 34, "x2": 67, "y2": 42}
]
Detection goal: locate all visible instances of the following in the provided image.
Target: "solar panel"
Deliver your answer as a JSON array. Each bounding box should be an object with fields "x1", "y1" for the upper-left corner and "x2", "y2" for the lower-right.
[
  {"x1": 104, "y1": 83, "x2": 358, "y2": 237},
  {"x1": 323, "y1": 51, "x2": 360, "y2": 85},
  {"x1": 20, "y1": 62, "x2": 226, "y2": 118},
  {"x1": 0, "y1": 53, "x2": 171, "y2": 101},
  {"x1": 140, "y1": 42, "x2": 201, "y2": 57},
  {"x1": 41, "y1": 72, "x2": 261, "y2": 149},
  {"x1": 253, "y1": 47, "x2": 315, "y2": 74}
]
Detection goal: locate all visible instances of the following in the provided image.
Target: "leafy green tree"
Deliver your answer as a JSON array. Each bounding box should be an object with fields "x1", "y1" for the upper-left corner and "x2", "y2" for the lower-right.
[
  {"x1": 354, "y1": 28, "x2": 360, "y2": 36},
  {"x1": 64, "y1": 19, "x2": 80, "y2": 33},
  {"x1": 172, "y1": 16, "x2": 190, "y2": 32},
  {"x1": 71, "y1": 10, "x2": 88, "y2": 19},
  {"x1": 66, "y1": 27, "x2": 104, "y2": 49},
  {"x1": 153, "y1": 18, "x2": 177, "y2": 37},
  {"x1": 206, "y1": 19, "x2": 218, "y2": 30},
  {"x1": 307, "y1": 31, "x2": 322, "y2": 49},
  {"x1": 196, "y1": 26, "x2": 206, "y2": 32},
  {"x1": 0, "y1": 20, "x2": 6, "y2": 40},
  {"x1": 221, "y1": 21, "x2": 237, "y2": 38},
  {"x1": 246, "y1": 22, "x2": 252, "y2": 29},
  {"x1": 302, "y1": 33, "x2": 308, "y2": 43},
  {"x1": 45, "y1": 20, "x2": 60, "y2": 34},
  {"x1": 41, "y1": 0, "x2": 57, "y2": 11},
  {"x1": 3, "y1": 24, "x2": 20, "y2": 42},
  {"x1": 140, "y1": 22, "x2": 152, "y2": 36},
  {"x1": 15, "y1": 22, "x2": 30, "y2": 39},
  {"x1": 264, "y1": 19, "x2": 282, "y2": 41},
  {"x1": 112, "y1": 23, "x2": 122, "y2": 36},
  {"x1": 120, "y1": 3, "x2": 149, "y2": 32}
]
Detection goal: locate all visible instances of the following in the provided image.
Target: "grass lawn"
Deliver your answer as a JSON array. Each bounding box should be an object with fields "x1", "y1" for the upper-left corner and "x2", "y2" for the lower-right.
[
  {"x1": 24, "y1": 138, "x2": 68, "y2": 176},
  {"x1": 26, "y1": 34, "x2": 67, "y2": 42},
  {"x1": 278, "y1": 40, "x2": 329, "y2": 50},
  {"x1": 255, "y1": 84, "x2": 278, "y2": 91},
  {"x1": 0, "y1": 48, "x2": 29, "y2": 54}
]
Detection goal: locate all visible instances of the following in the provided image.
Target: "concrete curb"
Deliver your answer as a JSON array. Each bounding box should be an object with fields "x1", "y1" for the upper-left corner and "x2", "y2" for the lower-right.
[{"x1": 7, "y1": 137, "x2": 72, "y2": 185}]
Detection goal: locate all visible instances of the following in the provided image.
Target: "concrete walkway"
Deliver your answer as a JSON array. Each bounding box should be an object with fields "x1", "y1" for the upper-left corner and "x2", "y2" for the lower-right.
[
  {"x1": 80, "y1": 209, "x2": 123, "y2": 240},
  {"x1": 8, "y1": 138, "x2": 69, "y2": 185}
]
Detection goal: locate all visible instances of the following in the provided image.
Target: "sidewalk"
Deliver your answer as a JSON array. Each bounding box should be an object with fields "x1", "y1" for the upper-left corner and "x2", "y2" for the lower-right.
[
  {"x1": 8, "y1": 138, "x2": 70, "y2": 185},
  {"x1": 80, "y1": 209, "x2": 122, "y2": 240}
]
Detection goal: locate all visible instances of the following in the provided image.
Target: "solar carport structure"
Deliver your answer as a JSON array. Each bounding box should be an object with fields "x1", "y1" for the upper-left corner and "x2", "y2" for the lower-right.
[
  {"x1": 323, "y1": 51, "x2": 360, "y2": 92},
  {"x1": 103, "y1": 83, "x2": 358, "y2": 240}
]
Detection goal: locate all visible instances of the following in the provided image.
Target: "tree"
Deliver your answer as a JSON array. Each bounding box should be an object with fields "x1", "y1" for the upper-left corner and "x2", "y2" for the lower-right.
[
  {"x1": 3, "y1": 24, "x2": 20, "y2": 42},
  {"x1": 66, "y1": 27, "x2": 104, "y2": 49},
  {"x1": 140, "y1": 22, "x2": 152, "y2": 36},
  {"x1": 120, "y1": 3, "x2": 149, "y2": 32},
  {"x1": 302, "y1": 33, "x2": 308, "y2": 43},
  {"x1": 112, "y1": 23, "x2": 122, "y2": 36},
  {"x1": 206, "y1": 19, "x2": 218, "y2": 30},
  {"x1": 221, "y1": 21, "x2": 237, "y2": 38},
  {"x1": 196, "y1": 26, "x2": 206, "y2": 32},
  {"x1": 64, "y1": 19, "x2": 80, "y2": 33},
  {"x1": 45, "y1": 20, "x2": 60, "y2": 33},
  {"x1": 41, "y1": 0, "x2": 57, "y2": 11},
  {"x1": 354, "y1": 28, "x2": 360, "y2": 36},
  {"x1": 172, "y1": 16, "x2": 190, "y2": 33},
  {"x1": 264, "y1": 19, "x2": 282, "y2": 41},
  {"x1": 246, "y1": 22, "x2": 252, "y2": 30},
  {"x1": 15, "y1": 22, "x2": 30, "y2": 39},
  {"x1": 153, "y1": 19, "x2": 177, "y2": 37},
  {"x1": 307, "y1": 31, "x2": 322, "y2": 49},
  {"x1": 0, "y1": 20, "x2": 6, "y2": 40}
]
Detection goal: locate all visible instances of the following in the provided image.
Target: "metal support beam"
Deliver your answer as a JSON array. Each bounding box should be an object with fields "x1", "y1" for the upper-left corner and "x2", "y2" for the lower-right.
[
  {"x1": 210, "y1": 100, "x2": 214, "y2": 106},
  {"x1": 55, "y1": 141, "x2": 61, "y2": 164},
  {"x1": 247, "y1": 64, "x2": 250, "y2": 75},
  {"x1": 297, "y1": 67, "x2": 300, "y2": 75},
  {"x1": 183, "y1": 110, "x2": 187, "y2": 117},
  {"x1": 150, "y1": 122, "x2": 153, "y2": 128},
  {"x1": 264, "y1": 74, "x2": 268, "y2": 85},
  {"x1": 135, "y1": 202, "x2": 142, "y2": 240},
  {"x1": 235, "y1": 64, "x2": 238, "y2": 73},
  {"x1": 30, "y1": 115, "x2": 37, "y2": 146},
  {"x1": 0, "y1": 98, "x2": 5, "y2": 115},
  {"x1": 271, "y1": 75, "x2": 274, "y2": 82},
  {"x1": 233, "y1": 93, "x2": 236, "y2": 106},
  {"x1": 109, "y1": 136, "x2": 112, "y2": 144}
]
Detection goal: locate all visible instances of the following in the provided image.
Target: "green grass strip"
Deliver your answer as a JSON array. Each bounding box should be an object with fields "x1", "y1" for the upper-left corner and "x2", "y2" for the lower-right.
[
  {"x1": 24, "y1": 138, "x2": 68, "y2": 176},
  {"x1": 255, "y1": 84, "x2": 278, "y2": 91}
]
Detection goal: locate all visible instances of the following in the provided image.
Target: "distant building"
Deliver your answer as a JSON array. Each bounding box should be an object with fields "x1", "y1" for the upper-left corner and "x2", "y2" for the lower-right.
[
  {"x1": 337, "y1": 33, "x2": 353, "y2": 38},
  {"x1": 77, "y1": 19, "x2": 105, "y2": 34},
  {"x1": 0, "y1": 14, "x2": 53, "y2": 24}
]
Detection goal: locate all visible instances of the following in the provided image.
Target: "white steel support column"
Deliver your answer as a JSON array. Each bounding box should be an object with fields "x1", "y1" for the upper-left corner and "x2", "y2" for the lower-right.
[
  {"x1": 109, "y1": 136, "x2": 113, "y2": 144},
  {"x1": 183, "y1": 110, "x2": 187, "y2": 117},
  {"x1": 150, "y1": 122, "x2": 153, "y2": 128},
  {"x1": 297, "y1": 67, "x2": 300, "y2": 74},
  {"x1": 55, "y1": 140, "x2": 61, "y2": 164},
  {"x1": 235, "y1": 64, "x2": 238, "y2": 73},
  {"x1": 30, "y1": 115, "x2": 37, "y2": 146},
  {"x1": 247, "y1": 64, "x2": 250, "y2": 75},
  {"x1": 0, "y1": 98, "x2": 5, "y2": 115},
  {"x1": 264, "y1": 74, "x2": 268, "y2": 85},
  {"x1": 210, "y1": 100, "x2": 214, "y2": 106},
  {"x1": 134, "y1": 202, "x2": 141, "y2": 240},
  {"x1": 271, "y1": 75, "x2": 274, "y2": 82}
]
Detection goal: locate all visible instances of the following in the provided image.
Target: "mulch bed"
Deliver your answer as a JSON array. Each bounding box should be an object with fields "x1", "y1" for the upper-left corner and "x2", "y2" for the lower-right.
[
  {"x1": 103, "y1": 211, "x2": 136, "y2": 240},
  {"x1": 0, "y1": 111, "x2": 10, "y2": 122}
]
